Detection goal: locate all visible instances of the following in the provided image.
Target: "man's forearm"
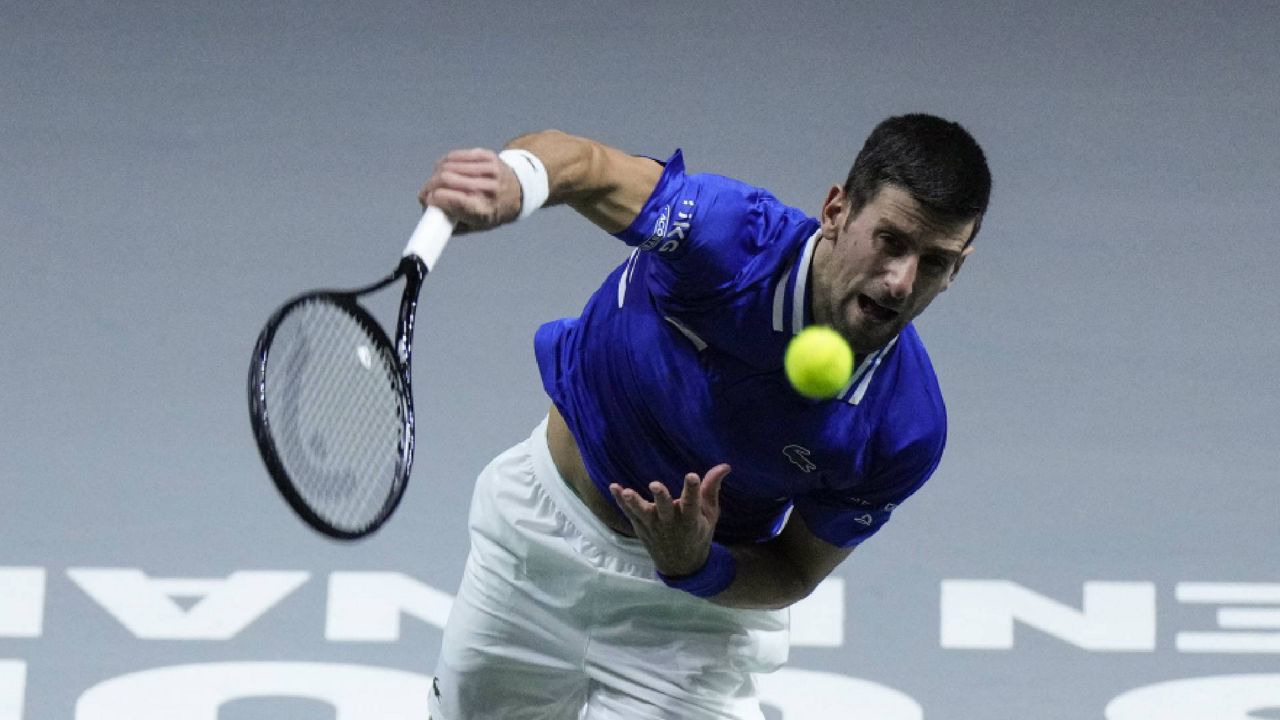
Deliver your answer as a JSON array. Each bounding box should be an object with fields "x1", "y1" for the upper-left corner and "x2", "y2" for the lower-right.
[
  {"x1": 708, "y1": 541, "x2": 820, "y2": 610},
  {"x1": 505, "y1": 130, "x2": 609, "y2": 205},
  {"x1": 707, "y1": 516, "x2": 855, "y2": 610},
  {"x1": 506, "y1": 130, "x2": 661, "y2": 234}
]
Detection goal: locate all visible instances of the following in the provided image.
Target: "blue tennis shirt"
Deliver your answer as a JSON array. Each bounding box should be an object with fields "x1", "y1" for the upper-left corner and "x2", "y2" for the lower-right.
[{"x1": 534, "y1": 151, "x2": 946, "y2": 548}]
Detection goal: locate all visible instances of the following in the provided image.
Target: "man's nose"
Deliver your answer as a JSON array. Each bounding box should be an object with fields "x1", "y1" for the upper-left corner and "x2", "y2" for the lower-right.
[{"x1": 884, "y1": 255, "x2": 918, "y2": 300}]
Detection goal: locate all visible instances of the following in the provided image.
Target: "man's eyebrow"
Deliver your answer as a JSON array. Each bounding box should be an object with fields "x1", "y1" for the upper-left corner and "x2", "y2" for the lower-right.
[
  {"x1": 878, "y1": 220, "x2": 962, "y2": 259},
  {"x1": 876, "y1": 219, "x2": 918, "y2": 240}
]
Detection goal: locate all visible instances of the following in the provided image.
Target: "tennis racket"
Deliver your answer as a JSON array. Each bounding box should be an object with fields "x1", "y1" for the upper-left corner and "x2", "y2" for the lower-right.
[{"x1": 248, "y1": 206, "x2": 454, "y2": 540}]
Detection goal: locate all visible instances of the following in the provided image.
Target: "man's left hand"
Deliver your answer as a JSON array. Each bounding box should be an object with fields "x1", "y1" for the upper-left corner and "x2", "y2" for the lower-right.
[{"x1": 609, "y1": 464, "x2": 729, "y2": 577}]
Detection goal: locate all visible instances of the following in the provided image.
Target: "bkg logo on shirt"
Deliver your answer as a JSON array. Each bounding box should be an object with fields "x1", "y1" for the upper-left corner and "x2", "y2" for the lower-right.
[{"x1": 639, "y1": 205, "x2": 670, "y2": 251}]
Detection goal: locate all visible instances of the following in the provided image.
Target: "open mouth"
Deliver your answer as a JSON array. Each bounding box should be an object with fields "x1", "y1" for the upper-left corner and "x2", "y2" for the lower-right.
[{"x1": 856, "y1": 294, "x2": 900, "y2": 324}]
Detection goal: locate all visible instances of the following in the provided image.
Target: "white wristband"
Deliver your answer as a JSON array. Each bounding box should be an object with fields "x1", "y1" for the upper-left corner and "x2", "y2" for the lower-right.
[{"x1": 498, "y1": 148, "x2": 550, "y2": 220}]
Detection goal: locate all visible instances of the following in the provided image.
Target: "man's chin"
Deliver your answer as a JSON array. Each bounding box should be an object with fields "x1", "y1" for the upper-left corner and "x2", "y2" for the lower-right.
[{"x1": 843, "y1": 323, "x2": 900, "y2": 356}]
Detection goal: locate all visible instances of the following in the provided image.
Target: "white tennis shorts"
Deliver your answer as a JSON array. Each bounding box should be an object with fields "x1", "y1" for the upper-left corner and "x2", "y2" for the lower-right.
[{"x1": 428, "y1": 417, "x2": 789, "y2": 720}]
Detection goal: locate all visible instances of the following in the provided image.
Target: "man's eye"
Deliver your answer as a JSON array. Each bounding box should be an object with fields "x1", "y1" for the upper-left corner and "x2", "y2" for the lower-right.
[
  {"x1": 878, "y1": 233, "x2": 905, "y2": 252},
  {"x1": 922, "y1": 256, "x2": 950, "y2": 273}
]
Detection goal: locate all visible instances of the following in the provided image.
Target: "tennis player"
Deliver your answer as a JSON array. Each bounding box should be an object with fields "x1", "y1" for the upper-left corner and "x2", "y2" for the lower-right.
[{"x1": 420, "y1": 114, "x2": 991, "y2": 719}]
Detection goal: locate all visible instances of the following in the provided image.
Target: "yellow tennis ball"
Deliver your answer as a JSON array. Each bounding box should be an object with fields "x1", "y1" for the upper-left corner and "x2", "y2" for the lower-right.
[{"x1": 784, "y1": 326, "x2": 855, "y2": 399}]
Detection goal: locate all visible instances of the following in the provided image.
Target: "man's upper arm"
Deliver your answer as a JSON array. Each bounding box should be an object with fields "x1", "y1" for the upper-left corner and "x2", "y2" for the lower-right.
[{"x1": 568, "y1": 147, "x2": 664, "y2": 233}]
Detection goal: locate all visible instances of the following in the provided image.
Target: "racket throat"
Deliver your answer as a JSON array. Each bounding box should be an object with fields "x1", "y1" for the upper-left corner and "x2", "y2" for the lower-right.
[{"x1": 394, "y1": 256, "x2": 428, "y2": 373}]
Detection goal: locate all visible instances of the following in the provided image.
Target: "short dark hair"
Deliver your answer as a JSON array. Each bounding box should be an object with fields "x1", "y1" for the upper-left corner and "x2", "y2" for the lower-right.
[{"x1": 843, "y1": 114, "x2": 992, "y2": 243}]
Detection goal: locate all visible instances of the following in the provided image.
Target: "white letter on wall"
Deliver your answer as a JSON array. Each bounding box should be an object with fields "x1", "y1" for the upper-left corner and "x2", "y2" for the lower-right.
[
  {"x1": 76, "y1": 662, "x2": 430, "y2": 720},
  {"x1": 940, "y1": 580, "x2": 1156, "y2": 650},
  {"x1": 1106, "y1": 674, "x2": 1280, "y2": 719},
  {"x1": 0, "y1": 568, "x2": 44, "y2": 638},
  {"x1": 325, "y1": 572, "x2": 453, "y2": 641},
  {"x1": 0, "y1": 661, "x2": 25, "y2": 720},
  {"x1": 67, "y1": 569, "x2": 308, "y2": 640},
  {"x1": 1176, "y1": 583, "x2": 1280, "y2": 653}
]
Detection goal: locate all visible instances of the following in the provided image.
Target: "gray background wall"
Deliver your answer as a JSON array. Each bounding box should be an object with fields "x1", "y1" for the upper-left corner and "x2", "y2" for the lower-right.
[{"x1": 2, "y1": 1, "x2": 1277, "y2": 718}]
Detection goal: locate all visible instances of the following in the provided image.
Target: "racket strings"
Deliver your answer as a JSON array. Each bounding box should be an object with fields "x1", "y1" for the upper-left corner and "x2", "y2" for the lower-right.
[{"x1": 263, "y1": 298, "x2": 407, "y2": 531}]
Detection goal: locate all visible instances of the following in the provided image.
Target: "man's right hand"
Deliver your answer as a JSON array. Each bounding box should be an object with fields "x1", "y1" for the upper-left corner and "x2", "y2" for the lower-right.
[{"x1": 418, "y1": 148, "x2": 523, "y2": 234}]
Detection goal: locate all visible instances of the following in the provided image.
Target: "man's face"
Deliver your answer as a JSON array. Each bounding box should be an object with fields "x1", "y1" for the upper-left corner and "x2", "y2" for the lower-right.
[{"x1": 812, "y1": 183, "x2": 976, "y2": 355}]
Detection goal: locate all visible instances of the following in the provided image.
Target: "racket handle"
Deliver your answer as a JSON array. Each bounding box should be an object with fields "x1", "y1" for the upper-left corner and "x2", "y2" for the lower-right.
[{"x1": 403, "y1": 205, "x2": 455, "y2": 271}]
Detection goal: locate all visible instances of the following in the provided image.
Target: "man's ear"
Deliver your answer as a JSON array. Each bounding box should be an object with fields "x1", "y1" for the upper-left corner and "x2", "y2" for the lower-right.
[
  {"x1": 819, "y1": 185, "x2": 846, "y2": 239},
  {"x1": 942, "y1": 246, "x2": 975, "y2": 291}
]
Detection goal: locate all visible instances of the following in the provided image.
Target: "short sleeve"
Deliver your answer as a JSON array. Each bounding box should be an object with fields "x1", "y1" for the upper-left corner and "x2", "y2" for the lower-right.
[
  {"x1": 792, "y1": 429, "x2": 945, "y2": 548},
  {"x1": 613, "y1": 150, "x2": 769, "y2": 302}
]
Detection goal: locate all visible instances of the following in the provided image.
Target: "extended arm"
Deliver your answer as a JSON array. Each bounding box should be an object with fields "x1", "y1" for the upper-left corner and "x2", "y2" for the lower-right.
[
  {"x1": 419, "y1": 130, "x2": 662, "y2": 234},
  {"x1": 715, "y1": 510, "x2": 854, "y2": 610}
]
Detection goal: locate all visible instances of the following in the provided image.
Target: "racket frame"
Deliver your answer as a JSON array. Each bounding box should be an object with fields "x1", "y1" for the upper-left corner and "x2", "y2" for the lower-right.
[
  {"x1": 248, "y1": 255, "x2": 429, "y2": 540},
  {"x1": 249, "y1": 206, "x2": 452, "y2": 539}
]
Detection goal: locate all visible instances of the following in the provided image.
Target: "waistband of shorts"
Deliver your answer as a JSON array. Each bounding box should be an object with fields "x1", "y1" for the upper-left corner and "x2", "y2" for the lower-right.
[{"x1": 526, "y1": 415, "x2": 653, "y2": 564}]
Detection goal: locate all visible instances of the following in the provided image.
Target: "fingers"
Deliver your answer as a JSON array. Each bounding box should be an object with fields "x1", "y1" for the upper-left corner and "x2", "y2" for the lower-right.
[
  {"x1": 418, "y1": 164, "x2": 501, "y2": 207},
  {"x1": 422, "y1": 187, "x2": 493, "y2": 224},
  {"x1": 609, "y1": 483, "x2": 653, "y2": 528},
  {"x1": 609, "y1": 468, "x2": 727, "y2": 528},
  {"x1": 679, "y1": 472, "x2": 702, "y2": 515},
  {"x1": 439, "y1": 147, "x2": 498, "y2": 164},
  {"x1": 418, "y1": 151, "x2": 492, "y2": 197},
  {"x1": 416, "y1": 147, "x2": 518, "y2": 229},
  {"x1": 436, "y1": 168, "x2": 502, "y2": 195},
  {"x1": 700, "y1": 464, "x2": 729, "y2": 515},
  {"x1": 651, "y1": 482, "x2": 675, "y2": 522}
]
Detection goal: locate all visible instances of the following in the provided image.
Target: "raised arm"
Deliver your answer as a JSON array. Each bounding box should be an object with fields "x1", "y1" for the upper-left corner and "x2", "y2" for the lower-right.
[{"x1": 418, "y1": 130, "x2": 663, "y2": 234}]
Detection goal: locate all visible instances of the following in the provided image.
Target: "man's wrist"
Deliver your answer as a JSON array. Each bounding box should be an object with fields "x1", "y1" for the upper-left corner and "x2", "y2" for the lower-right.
[
  {"x1": 656, "y1": 542, "x2": 736, "y2": 598},
  {"x1": 498, "y1": 148, "x2": 549, "y2": 220}
]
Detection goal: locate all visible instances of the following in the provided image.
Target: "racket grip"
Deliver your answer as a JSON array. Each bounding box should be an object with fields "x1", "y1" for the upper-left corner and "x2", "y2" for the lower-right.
[{"x1": 403, "y1": 206, "x2": 455, "y2": 271}]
